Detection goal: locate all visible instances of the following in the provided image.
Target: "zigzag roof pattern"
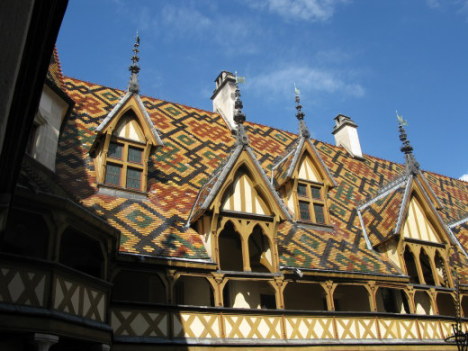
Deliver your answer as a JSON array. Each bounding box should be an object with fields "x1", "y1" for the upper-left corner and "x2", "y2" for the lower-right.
[
  {"x1": 56, "y1": 76, "x2": 468, "y2": 278},
  {"x1": 46, "y1": 47, "x2": 65, "y2": 90}
]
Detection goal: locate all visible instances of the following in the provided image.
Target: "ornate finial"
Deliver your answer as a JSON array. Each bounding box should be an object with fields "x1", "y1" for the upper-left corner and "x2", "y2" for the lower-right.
[
  {"x1": 294, "y1": 84, "x2": 310, "y2": 138},
  {"x1": 234, "y1": 72, "x2": 248, "y2": 145},
  {"x1": 397, "y1": 111, "x2": 419, "y2": 174},
  {"x1": 128, "y1": 33, "x2": 141, "y2": 93}
]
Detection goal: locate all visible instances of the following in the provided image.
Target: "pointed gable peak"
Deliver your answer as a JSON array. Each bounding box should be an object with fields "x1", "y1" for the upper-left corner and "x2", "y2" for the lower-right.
[
  {"x1": 93, "y1": 93, "x2": 163, "y2": 148},
  {"x1": 272, "y1": 138, "x2": 336, "y2": 189},
  {"x1": 188, "y1": 145, "x2": 291, "y2": 224}
]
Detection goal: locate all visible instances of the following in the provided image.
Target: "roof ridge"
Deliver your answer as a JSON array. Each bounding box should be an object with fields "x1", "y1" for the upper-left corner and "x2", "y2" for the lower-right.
[
  {"x1": 52, "y1": 47, "x2": 66, "y2": 89},
  {"x1": 63, "y1": 75, "x2": 220, "y2": 117},
  {"x1": 63, "y1": 77, "x2": 466, "y2": 187}
]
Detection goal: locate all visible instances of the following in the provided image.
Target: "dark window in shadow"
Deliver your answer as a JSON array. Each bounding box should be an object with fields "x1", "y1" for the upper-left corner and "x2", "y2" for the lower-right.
[
  {"x1": 435, "y1": 251, "x2": 449, "y2": 287},
  {"x1": 1, "y1": 209, "x2": 49, "y2": 259},
  {"x1": 59, "y1": 228, "x2": 104, "y2": 278},
  {"x1": 404, "y1": 247, "x2": 420, "y2": 284},
  {"x1": 284, "y1": 283, "x2": 326, "y2": 311},
  {"x1": 248, "y1": 225, "x2": 272, "y2": 273},
  {"x1": 219, "y1": 221, "x2": 243, "y2": 271},
  {"x1": 334, "y1": 285, "x2": 370, "y2": 312},
  {"x1": 420, "y1": 249, "x2": 435, "y2": 285},
  {"x1": 437, "y1": 293, "x2": 457, "y2": 316},
  {"x1": 175, "y1": 276, "x2": 214, "y2": 307},
  {"x1": 376, "y1": 288, "x2": 410, "y2": 313},
  {"x1": 113, "y1": 270, "x2": 166, "y2": 304}
]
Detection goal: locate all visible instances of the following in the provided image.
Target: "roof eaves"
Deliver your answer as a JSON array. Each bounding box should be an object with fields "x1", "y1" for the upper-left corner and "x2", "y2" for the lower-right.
[
  {"x1": 357, "y1": 208, "x2": 374, "y2": 250},
  {"x1": 285, "y1": 137, "x2": 305, "y2": 180},
  {"x1": 188, "y1": 144, "x2": 244, "y2": 224},
  {"x1": 449, "y1": 216, "x2": 468, "y2": 229},
  {"x1": 394, "y1": 175, "x2": 414, "y2": 234},
  {"x1": 246, "y1": 147, "x2": 293, "y2": 221},
  {"x1": 135, "y1": 94, "x2": 164, "y2": 146},
  {"x1": 357, "y1": 175, "x2": 407, "y2": 211},
  {"x1": 309, "y1": 139, "x2": 337, "y2": 187}
]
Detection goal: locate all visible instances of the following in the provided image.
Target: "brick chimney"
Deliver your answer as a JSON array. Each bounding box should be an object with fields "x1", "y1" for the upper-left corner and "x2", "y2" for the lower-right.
[
  {"x1": 211, "y1": 71, "x2": 237, "y2": 130},
  {"x1": 332, "y1": 114, "x2": 363, "y2": 158}
]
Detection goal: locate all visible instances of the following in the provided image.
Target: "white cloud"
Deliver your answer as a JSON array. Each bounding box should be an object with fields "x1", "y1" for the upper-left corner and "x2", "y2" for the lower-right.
[
  {"x1": 460, "y1": 173, "x2": 468, "y2": 182},
  {"x1": 249, "y1": 64, "x2": 364, "y2": 99},
  {"x1": 143, "y1": 3, "x2": 264, "y2": 55},
  {"x1": 426, "y1": 0, "x2": 441, "y2": 9},
  {"x1": 248, "y1": 0, "x2": 349, "y2": 22}
]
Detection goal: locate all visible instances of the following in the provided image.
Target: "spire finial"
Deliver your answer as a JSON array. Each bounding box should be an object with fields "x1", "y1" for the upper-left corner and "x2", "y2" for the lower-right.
[
  {"x1": 234, "y1": 72, "x2": 248, "y2": 145},
  {"x1": 397, "y1": 111, "x2": 419, "y2": 174},
  {"x1": 294, "y1": 84, "x2": 310, "y2": 138},
  {"x1": 128, "y1": 33, "x2": 141, "y2": 93}
]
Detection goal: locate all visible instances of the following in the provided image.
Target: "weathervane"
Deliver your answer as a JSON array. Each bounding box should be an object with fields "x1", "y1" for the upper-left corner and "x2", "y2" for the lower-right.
[
  {"x1": 234, "y1": 72, "x2": 248, "y2": 145},
  {"x1": 128, "y1": 33, "x2": 141, "y2": 93},
  {"x1": 396, "y1": 111, "x2": 419, "y2": 175},
  {"x1": 294, "y1": 83, "x2": 310, "y2": 138}
]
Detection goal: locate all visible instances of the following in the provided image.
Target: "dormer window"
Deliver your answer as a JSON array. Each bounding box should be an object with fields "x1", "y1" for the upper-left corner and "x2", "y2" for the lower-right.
[
  {"x1": 297, "y1": 181, "x2": 326, "y2": 224},
  {"x1": 103, "y1": 113, "x2": 147, "y2": 192}
]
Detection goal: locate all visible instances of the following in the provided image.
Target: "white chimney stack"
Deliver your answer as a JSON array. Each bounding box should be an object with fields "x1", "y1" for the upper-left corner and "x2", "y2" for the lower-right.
[
  {"x1": 211, "y1": 71, "x2": 237, "y2": 130},
  {"x1": 332, "y1": 114, "x2": 363, "y2": 159}
]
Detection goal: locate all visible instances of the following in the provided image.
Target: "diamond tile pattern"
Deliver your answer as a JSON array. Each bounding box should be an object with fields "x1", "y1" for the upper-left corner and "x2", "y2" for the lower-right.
[{"x1": 55, "y1": 77, "x2": 468, "y2": 278}]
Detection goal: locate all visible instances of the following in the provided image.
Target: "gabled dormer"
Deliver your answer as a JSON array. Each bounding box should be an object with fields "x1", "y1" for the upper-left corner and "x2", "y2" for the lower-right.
[
  {"x1": 358, "y1": 115, "x2": 463, "y2": 288},
  {"x1": 90, "y1": 36, "x2": 163, "y2": 196},
  {"x1": 272, "y1": 90, "x2": 335, "y2": 226},
  {"x1": 188, "y1": 80, "x2": 290, "y2": 273}
]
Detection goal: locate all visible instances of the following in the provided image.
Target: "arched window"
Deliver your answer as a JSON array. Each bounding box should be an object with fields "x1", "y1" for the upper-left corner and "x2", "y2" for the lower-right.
[
  {"x1": 1, "y1": 209, "x2": 49, "y2": 259},
  {"x1": 218, "y1": 222, "x2": 243, "y2": 271},
  {"x1": 414, "y1": 291, "x2": 433, "y2": 315},
  {"x1": 462, "y1": 296, "x2": 468, "y2": 317},
  {"x1": 248, "y1": 226, "x2": 273, "y2": 272},
  {"x1": 112, "y1": 271, "x2": 166, "y2": 303},
  {"x1": 284, "y1": 283, "x2": 326, "y2": 311},
  {"x1": 376, "y1": 288, "x2": 410, "y2": 314},
  {"x1": 223, "y1": 280, "x2": 276, "y2": 309},
  {"x1": 419, "y1": 249, "x2": 435, "y2": 286},
  {"x1": 174, "y1": 276, "x2": 213, "y2": 307},
  {"x1": 435, "y1": 251, "x2": 449, "y2": 287},
  {"x1": 333, "y1": 285, "x2": 370, "y2": 312},
  {"x1": 103, "y1": 112, "x2": 148, "y2": 191},
  {"x1": 437, "y1": 293, "x2": 456, "y2": 316},
  {"x1": 404, "y1": 247, "x2": 420, "y2": 284},
  {"x1": 59, "y1": 228, "x2": 104, "y2": 278}
]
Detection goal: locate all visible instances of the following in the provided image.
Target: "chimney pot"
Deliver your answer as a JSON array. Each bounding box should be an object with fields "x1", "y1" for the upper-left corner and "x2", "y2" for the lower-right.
[{"x1": 332, "y1": 114, "x2": 363, "y2": 158}]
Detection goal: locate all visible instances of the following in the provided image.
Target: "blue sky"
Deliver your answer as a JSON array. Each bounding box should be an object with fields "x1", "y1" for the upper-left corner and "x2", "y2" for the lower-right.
[{"x1": 57, "y1": 0, "x2": 468, "y2": 180}]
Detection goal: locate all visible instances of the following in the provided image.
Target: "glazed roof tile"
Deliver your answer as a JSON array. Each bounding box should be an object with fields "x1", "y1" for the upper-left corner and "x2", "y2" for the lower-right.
[
  {"x1": 47, "y1": 48, "x2": 65, "y2": 90},
  {"x1": 56, "y1": 76, "x2": 468, "y2": 277}
]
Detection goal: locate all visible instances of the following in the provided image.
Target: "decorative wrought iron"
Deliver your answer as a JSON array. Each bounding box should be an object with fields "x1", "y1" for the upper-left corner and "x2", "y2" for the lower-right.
[{"x1": 445, "y1": 271, "x2": 468, "y2": 351}]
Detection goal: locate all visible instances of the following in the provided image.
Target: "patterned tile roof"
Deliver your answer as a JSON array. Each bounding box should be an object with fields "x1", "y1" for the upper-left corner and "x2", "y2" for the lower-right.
[
  {"x1": 278, "y1": 221, "x2": 402, "y2": 275},
  {"x1": 359, "y1": 182, "x2": 406, "y2": 247},
  {"x1": 46, "y1": 47, "x2": 65, "y2": 90},
  {"x1": 56, "y1": 76, "x2": 468, "y2": 277}
]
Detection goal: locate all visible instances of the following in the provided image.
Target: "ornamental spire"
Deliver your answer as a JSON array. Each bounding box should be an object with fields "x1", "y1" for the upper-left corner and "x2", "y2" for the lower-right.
[
  {"x1": 234, "y1": 72, "x2": 249, "y2": 145},
  {"x1": 294, "y1": 84, "x2": 310, "y2": 138},
  {"x1": 128, "y1": 34, "x2": 141, "y2": 94},
  {"x1": 397, "y1": 111, "x2": 419, "y2": 175}
]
